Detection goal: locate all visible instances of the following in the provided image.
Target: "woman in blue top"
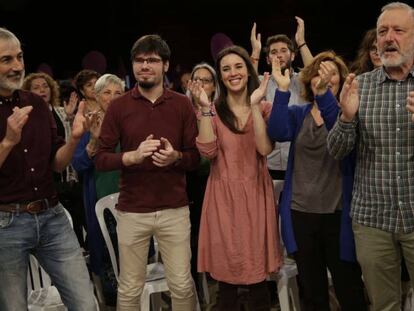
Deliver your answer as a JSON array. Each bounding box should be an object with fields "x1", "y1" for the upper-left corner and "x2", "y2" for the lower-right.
[
  {"x1": 72, "y1": 74, "x2": 125, "y2": 305},
  {"x1": 268, "y1": 51, "x2": 367, "y2": 311}
]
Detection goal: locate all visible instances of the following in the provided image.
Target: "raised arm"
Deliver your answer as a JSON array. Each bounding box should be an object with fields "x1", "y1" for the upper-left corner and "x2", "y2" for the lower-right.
[
  {"x1": 327, "y1": 74, "x2": 360, "y2": 160},
  {"x1": 250, "y1": 72, "x2": 273, "y2": 155},
  {"x1": 295, "y1": 16, "x2": 313, "y2": 66},
  {"x1": 250, "y1": 22, "x2": 262, "y2": 74},
  {"x1": 313, "y1": 61, "x2": 340, "y2": 129},
  {"x1": 188, "y1": 80, "x2": 215, "y2": 143},
  {"x1": 53, "y1": 101, "x2": 92, "y2": 172},
  {"x1": 188, "y1": 80, "x2": 218, "y2": 159},
  {"x1": 267, "y1": 57, "x2": 297, "y2": 141}
]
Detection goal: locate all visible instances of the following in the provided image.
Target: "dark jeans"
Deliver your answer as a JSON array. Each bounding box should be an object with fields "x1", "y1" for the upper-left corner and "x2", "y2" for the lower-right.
[
  {"x1": 218, "y1": 280, "x2": 271, "y2": 311},
  {"x1": 291, "y1": 210, "x2": 367, "y2": 311},
  {"x1": 0, "y1": 204, "x2": 96, "y2": 310}
]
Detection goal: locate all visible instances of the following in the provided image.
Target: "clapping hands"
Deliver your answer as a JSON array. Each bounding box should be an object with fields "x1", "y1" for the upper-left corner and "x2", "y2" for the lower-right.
[
  {"x1": 251, "y1": 72, "x2": 270, "y2": 105},
  {"x1": 272, "y1": 58, "x2": 290, "y2": 92}
]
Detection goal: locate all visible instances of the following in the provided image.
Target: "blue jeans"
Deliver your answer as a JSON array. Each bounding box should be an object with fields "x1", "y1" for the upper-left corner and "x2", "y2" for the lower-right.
[{"x1": 0, "y1": 203, "x2": 96, "y2": 311}]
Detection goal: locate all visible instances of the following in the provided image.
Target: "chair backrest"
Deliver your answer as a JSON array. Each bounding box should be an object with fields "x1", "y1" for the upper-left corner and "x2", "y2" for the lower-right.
[
  {"x1": 95, "y1": 192, "x2": 120, "y2": 282},
  {"x1": 27, "y1": 255, "x2": 52, "y2": 291}
]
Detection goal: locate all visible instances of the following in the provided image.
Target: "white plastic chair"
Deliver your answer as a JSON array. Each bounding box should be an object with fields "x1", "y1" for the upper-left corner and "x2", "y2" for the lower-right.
[
  {"x1": 268, "y1": 180, "x2": 301, "y2": 311},
  {"x1": 27, "y1": 207, "x2": 99, "y2": 310},
  {"x1": 96, "y1": 193, "x2": 203, "y2": 311},
  {"x1": 267, "y1": 260, "x2": 301, "y2": 311},
  {"x1": 27, "y1": 255, "x2": 65, "y2": 311}
]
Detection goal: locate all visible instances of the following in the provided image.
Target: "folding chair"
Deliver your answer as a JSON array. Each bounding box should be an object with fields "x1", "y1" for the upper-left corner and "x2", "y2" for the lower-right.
[{"x1": 96, "y1": 192, "x2": 201, "y2": 311}]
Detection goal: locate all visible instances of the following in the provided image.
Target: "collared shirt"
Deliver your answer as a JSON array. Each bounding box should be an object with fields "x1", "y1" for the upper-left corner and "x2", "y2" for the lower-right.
[
  {"x1": 0, "y1": 90, "x2": 64, "y2": 203},
  {"x1": 95, "y1": 86, "x2": 200, "y2": 213},
  {"x1": 327, "y1": 66, "x2": 414, "y2": 233},
  {"x1": 265, "y1": 72, "x2": 307, "y2": 172}
]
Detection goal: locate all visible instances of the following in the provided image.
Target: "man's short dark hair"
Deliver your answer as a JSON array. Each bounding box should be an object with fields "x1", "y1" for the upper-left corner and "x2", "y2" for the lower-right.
[
  {"x1": 264, "y1": 34, "x2": 294, "y2": 55},
  {"x1": 130, "y1": 34, "x2": 171, "y2": 62}
]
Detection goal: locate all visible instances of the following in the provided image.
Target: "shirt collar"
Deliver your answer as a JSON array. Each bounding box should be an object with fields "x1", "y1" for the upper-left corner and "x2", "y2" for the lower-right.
[
  {"x1": 376, "y1": 65, "x2": 414, "y2": 84},
  {"x1": 131, "y1": 84, "x2": 173, "y2": 103},
  {"x1": 0, "y1": 90, "x2": 20, "y2": 106}
]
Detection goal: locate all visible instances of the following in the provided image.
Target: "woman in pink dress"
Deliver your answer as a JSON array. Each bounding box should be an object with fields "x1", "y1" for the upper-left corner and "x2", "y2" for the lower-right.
[{"x1": 188, "y1": 45, "x2": 283, "y2": 311}]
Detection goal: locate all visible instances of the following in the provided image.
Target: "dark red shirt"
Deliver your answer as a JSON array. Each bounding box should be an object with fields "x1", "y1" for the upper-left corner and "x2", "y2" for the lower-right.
[
  {"x1": 95, "y1": 86, "x2": 200, "y2": 213},
  {"x1": 0, "y1": 90, "x2": 65, "y2": 203}
]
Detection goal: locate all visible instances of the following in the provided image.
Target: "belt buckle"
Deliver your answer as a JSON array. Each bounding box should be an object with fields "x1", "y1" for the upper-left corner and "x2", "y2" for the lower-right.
[{"x1": 27, "y1": 200, "x2": 44, "y2": 214}]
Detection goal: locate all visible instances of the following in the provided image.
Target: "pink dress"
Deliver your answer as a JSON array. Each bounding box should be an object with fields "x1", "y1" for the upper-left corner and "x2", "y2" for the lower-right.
[{"x1": 196, "y1": 102, "x2": 283, "y2": 284}]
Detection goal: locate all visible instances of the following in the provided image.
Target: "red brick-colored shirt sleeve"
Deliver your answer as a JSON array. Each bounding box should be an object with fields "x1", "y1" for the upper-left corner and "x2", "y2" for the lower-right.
[{"x1": 94, "y1": 100, "x2": 124, "y2": 171}]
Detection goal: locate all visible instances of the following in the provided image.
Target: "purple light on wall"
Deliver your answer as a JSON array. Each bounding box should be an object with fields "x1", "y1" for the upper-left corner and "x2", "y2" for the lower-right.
[{"x1": 210, "y1": 33, "x2": 234, "y2": 63}]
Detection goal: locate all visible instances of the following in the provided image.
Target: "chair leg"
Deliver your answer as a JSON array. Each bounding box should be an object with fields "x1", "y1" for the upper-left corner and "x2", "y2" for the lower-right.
[
  {"x1": 277, "y1": 276, "x2": 291, "y2": 311},
  {"x1": 200, "y1": 272, "x2": 210, "y2": 304},
  {"x1": 151, "y1": 292, "x2": 163, "y2": 311},
  {"x1": 91, "y1": 273, "x2": 106, "y2": 308},
  {"x1": 288, "y1": 277, "x2": 301, "y2": 311},
  {"x1": 141, "y1": 285, "x2": 151, "y2": 311},
  {"x1": 194, "y1": 279, "x2": 201, "y2": 311}
]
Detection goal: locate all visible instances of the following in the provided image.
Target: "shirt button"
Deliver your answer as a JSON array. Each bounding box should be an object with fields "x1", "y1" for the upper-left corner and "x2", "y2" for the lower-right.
[
  {"x1": 30, "y1": 168, "x2": 35, "y2": 172},
  {"x1": 24, "y1": 149, "x2": 28, "y2": 153},
  {"x1": 34, "y1": 187, "x2": 38, "y2": 191},
  {"x1": 399, "y1": 201, "x2": 403, "y2": 205},
  {"x1": 396, "y1": 151, "x2": 400, "y2": 155},
  {"x1": 397, "y1": 128, "x2": 400, "y2": 132},
  {"x1": 397, "y1": 176, "x2": 401, "y2": 179},
  {"x1": 396, "y1": 104, "x2": 400, "y2": 108}
]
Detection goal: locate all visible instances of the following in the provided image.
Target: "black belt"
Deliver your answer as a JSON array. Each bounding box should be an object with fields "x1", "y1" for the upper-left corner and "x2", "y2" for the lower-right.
[{"x1": 0, "y1": 196, "x2": 59, "y2": 214}]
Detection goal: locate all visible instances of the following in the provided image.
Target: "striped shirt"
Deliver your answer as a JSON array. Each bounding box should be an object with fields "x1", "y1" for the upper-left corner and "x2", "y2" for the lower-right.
[{"x1": 327, "y1": 66, "x2": 414, "y2": 233}]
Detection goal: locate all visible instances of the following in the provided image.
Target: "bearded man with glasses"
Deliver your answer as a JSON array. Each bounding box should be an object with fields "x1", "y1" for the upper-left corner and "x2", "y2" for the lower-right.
[{"x1": 95, "y1": 34, "x2": 200, "y2": 310}]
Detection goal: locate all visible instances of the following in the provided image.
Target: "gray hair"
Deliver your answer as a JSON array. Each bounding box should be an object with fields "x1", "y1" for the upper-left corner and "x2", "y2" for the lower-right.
[
  {"x1": 94, "y1": 74, "x2": 125, "y2": 94},
  {"x1": 0, "y1": 27, "x2": 20, "y2": 45},
  {"x1": 378, "y1": 2, "x2": 414, "y2": 23},
  {"x1": 186, "y1": 62, "x2": 220, "y2": 103}
]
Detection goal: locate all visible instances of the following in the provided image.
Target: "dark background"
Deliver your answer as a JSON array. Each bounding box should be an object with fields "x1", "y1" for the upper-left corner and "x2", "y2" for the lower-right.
[{"x1": 0, "y1": 0, "x2": 409, "y2": 81}]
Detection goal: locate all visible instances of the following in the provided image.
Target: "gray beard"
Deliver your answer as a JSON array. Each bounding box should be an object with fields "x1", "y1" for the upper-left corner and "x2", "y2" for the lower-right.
[{"x1": 0, "y1": 70, "x2": 24, "y2": 93}]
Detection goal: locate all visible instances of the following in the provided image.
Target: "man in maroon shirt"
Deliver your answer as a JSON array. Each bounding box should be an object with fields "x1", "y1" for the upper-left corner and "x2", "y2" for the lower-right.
[
  {"x1": 0, "y1": 28, "x2": 96, "y2": 310},
  {"x1": 95, "y1": 34, "x2": 199, "y2": 310}
]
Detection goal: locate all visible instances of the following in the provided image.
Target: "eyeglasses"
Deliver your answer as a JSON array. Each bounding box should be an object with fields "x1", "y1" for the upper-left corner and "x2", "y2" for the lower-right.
[
  {"x1": 193, "y1": 77, "x2": 213, "y2": 84},
  {"x1": 134, "y1": 57, "x2": 163, "y2": 65}
]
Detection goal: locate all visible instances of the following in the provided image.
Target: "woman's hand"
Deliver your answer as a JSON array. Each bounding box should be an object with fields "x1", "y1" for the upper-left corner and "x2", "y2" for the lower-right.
[
  {"x1": 64, "y1": 91, "x2": 78, "y2": 118},
  {"x1": 272, "y1": 58, "x2": 290, "y2": 91},
  {"x1": 187, "y1": 80, "x2": 211, "y2": 110},
  {"x1": 314, "y1": 61, "x2": 336, "y2": 94},
  {"x1": 251, "y1": 72, "x2": 270, "y2": 106}
]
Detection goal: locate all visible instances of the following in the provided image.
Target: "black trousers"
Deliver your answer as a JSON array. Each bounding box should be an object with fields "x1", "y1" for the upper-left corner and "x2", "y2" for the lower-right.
[
  {"x1": 218, "y1": 280, "x2": 271, "y2": 311},
  {"x1": 291, "y1": 210, "x2": 367, "y2": 311},
  {"x1": 186, "y1": 171, "x2": 208, "y2": 293}
]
